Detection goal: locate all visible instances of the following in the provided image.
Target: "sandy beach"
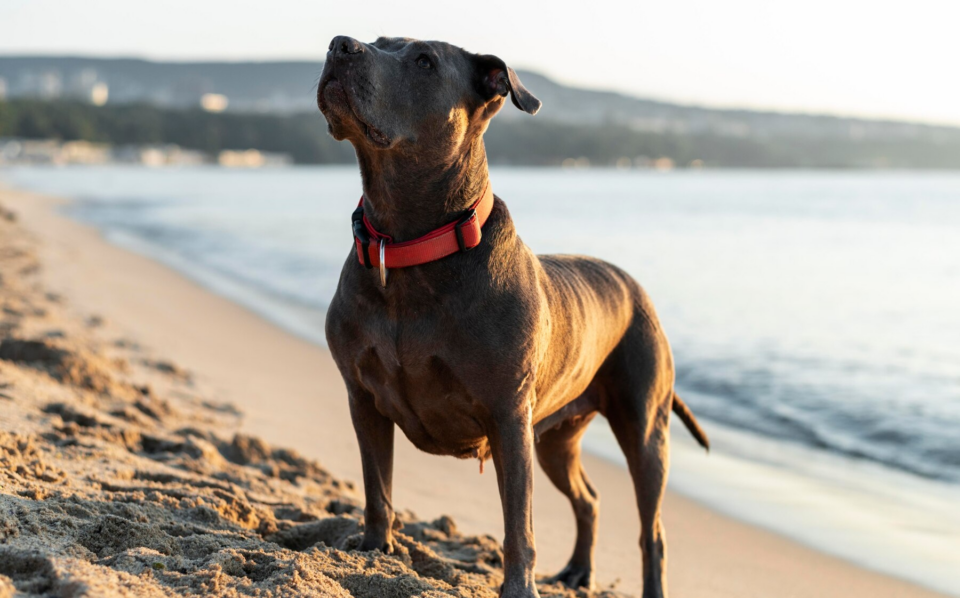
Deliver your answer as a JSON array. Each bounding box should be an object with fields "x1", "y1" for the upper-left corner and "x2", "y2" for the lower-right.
[{"x1": 0, "y1": 184, "x2": 949, "y2": 598}]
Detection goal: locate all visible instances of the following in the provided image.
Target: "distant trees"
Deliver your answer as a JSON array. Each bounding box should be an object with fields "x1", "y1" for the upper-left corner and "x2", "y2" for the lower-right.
[
  {"x1": 0, "y1": 100, "x2": 354, "y2": 164},
  {"x1": 3, "y1": 100, "x2": 960, "y2": 169}
]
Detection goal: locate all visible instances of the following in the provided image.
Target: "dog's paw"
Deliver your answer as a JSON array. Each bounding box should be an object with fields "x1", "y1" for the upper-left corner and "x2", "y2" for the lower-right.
[
  {"x1": 358, "y1": 535, "x2": 394, "y2": 554},
  {"x1": 499, "y1": 583, "x2": 541, "y2": 598},
  {"x1": 548, "y1": 562, "x2": 594, "y2": 590}
]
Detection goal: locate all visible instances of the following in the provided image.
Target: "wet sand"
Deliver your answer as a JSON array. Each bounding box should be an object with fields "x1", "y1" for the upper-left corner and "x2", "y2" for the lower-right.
[{"x1": 0, "y1": 185, "x2": 948, "y2": 598}]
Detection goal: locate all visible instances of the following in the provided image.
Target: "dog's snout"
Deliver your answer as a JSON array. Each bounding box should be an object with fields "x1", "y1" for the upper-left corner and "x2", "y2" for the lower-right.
[{"x1": 329, "y1": 35, "x2": 363, "y2": 57}]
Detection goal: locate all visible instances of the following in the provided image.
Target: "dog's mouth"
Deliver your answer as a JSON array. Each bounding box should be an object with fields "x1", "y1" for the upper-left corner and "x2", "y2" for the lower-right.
[{"x1": 318, "y1": 75, "x2": 392, "y2": 148}]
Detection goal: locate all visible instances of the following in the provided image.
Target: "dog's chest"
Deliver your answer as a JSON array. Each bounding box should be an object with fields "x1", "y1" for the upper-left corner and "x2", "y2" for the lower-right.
[{"x1": 354, "y1": 327, "x2": 489, "y2": 457}]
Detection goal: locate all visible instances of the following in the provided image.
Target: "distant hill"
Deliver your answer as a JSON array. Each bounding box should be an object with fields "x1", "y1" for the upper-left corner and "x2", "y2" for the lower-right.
[
  {"x1": 3, "y1": 56, "x2": 960, "y2": 168},
  {"x1": 3, "y1": 55, "x2": 960, "y2": 146},
  {"x1": 495, "y1": 70, "x2": 960, "y2": 144},
  {"x1": 0, "y1": 56, "x2": 323, "y2": 112}
]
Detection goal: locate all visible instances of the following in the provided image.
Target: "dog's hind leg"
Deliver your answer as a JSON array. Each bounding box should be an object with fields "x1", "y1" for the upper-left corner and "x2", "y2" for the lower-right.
[
  {"x1": 535, "y1": 411, "x2": 600, "y2": 590},
  {"x1": 607, "y1": 391, "x2": 672, "y2": 598}
]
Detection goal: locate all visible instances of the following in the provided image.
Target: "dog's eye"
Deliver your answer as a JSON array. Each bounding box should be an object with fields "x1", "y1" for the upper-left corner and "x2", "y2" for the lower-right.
[{"x1": 415, "y1": 54, "x2": 434, "y2": 70}]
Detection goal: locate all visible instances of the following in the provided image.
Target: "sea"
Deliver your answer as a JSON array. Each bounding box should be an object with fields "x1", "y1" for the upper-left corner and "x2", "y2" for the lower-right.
[{"x1": 3, "y1": 165, "x2": 959, "y2": 595}]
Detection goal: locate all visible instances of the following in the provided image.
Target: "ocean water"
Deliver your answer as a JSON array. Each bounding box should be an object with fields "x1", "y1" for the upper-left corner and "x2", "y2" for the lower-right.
[{"x1": 4, "y1": 165, "x2": 960, "y2": 594}]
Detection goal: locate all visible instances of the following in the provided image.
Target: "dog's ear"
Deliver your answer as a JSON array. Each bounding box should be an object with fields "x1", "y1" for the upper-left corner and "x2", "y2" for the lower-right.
[{"x1": 473, "y1": 54, "x2": 541, "y2": 115}]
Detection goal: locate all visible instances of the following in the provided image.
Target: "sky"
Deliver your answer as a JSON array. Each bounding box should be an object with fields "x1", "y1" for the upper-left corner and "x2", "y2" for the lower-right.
[{"x1": 2, "y1": 0, "x2": 959, "y2": 125}]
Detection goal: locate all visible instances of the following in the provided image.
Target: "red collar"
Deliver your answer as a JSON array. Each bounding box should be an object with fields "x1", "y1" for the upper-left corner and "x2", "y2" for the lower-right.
[{"x1": 352, "y1": 182, "x2": 495, "y2": 271}]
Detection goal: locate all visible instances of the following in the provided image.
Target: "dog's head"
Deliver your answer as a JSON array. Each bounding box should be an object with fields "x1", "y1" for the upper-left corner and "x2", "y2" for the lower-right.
[{"x1": 317, "y1": 36, "x2": 540, "y2": 155}]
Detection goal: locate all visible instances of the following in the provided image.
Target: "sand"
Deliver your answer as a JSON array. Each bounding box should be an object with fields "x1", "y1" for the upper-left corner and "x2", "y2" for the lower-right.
[{"x1": 0, "y1": 185, "x2": 948, "y2": 598}]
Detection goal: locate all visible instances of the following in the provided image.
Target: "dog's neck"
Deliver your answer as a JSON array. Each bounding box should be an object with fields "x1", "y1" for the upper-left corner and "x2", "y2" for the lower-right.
[{"x1": 355, "y1": 137, "x2": 490, "y2": 241}]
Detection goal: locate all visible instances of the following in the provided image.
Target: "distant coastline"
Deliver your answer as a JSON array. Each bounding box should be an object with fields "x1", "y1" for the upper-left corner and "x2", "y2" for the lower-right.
[{"x1": 4, "y1": 99, "x2": 960, "y2": 169}]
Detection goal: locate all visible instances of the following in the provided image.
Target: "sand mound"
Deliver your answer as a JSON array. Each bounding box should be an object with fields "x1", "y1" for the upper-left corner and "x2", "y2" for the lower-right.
[{"x1": 0, "y1": 204, "x2": 629, "y2": 597}]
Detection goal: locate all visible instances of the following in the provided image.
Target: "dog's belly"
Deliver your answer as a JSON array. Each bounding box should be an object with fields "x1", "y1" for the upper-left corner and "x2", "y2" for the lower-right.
[{"x1": 356, "y1": 345, "x2": 490, "y2": 458}]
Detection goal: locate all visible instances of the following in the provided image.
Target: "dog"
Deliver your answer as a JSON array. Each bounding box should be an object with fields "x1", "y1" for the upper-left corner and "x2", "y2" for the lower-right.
[{"x1": 318, "y1": 35, "x2": 709, "y2": 598}]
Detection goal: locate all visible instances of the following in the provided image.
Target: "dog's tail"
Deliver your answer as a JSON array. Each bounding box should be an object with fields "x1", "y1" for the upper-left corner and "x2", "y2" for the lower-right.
[{"x1": 671, "y1": 391, "x2": 710, "y2": 451}]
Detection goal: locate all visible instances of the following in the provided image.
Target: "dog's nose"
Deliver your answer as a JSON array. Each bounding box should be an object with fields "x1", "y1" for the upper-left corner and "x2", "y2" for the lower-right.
[{"x1": 329, "y1": 36, "x2": 363, "y2": 56}]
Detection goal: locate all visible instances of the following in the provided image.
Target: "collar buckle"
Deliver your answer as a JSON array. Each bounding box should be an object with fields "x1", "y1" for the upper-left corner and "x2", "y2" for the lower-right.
[
  {"x1": 352, "y1": 206, "x2": 374, "y2": 269},
  {"x1": 455, "y1": 208, "x2": 479, "y2": 252}
]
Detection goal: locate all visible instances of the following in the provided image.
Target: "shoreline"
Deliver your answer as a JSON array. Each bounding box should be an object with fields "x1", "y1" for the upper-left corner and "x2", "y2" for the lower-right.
[
  {"x1": 48, "y1": 169, "x2": 960, "y2": 594},
  {"x1": 2, "y1": 183, "x2": 951, "y2": 597}
]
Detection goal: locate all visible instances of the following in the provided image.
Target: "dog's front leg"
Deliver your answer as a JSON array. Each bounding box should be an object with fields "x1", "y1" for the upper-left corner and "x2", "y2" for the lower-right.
[
  {"x1": 489, "y1": 402, "x2": 540, "y2": 598},
  {"x1": 349, "y1": 389, "x2": 396, "y2": 553}
]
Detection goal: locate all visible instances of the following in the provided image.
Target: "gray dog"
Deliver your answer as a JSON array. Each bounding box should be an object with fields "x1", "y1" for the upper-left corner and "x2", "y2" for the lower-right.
[{"x1": 318, "y1": 35, "x2": 709, "y2": 598}]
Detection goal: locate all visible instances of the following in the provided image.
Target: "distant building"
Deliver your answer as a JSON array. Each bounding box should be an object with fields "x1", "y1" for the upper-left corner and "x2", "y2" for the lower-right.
[
  {"x1": 11, "y1": 70, "x2": 65, "y2": 100},
  {"x1": 218, "y1": 149, "x2": 291, "y2": 168},
  {"x1": 0, "y1": 138, "x2": 213, "y2": 166},
  {"x1": 0, "y1": 139, "x2": 63, "y2": 165},
  {"x1": 112, "y1": 144, "x2": 207, "y2": 166},
  {"x1": 200, "y1": 93, "x2": 229, "y2": 113},
  {"x1": 59, "y1": 140, "x2": 110, "y2": 164},
  {"x1": 67, "y1": 69, "x2": 109, "y2": 105},
  {"x1": 653, "y1": 157, "x2": 675, "y2": 171},
  {"x1": 91, "y1": 82, "x2": 109, "y2": 106},
  {"x1": 560, "y1": 157, "x2": 591, "y2": 169},
  {"x1": 0, "y1": 139, "x2": 22, "y2": 164},
  {"x1": 0, "y1": 77, "x2": 6, "y2": 100},
  {"x1": 37, "y1": 71, "x2": 63, "y2": 99}
]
